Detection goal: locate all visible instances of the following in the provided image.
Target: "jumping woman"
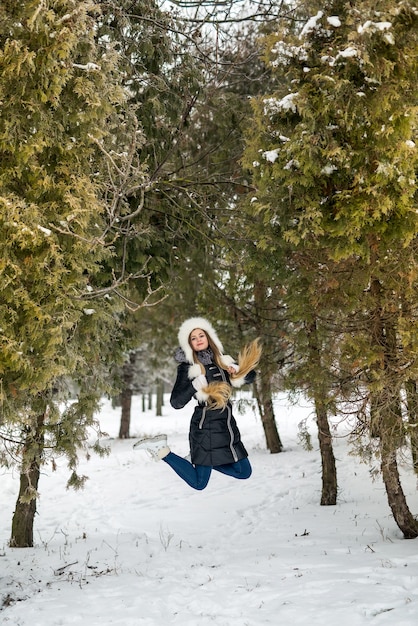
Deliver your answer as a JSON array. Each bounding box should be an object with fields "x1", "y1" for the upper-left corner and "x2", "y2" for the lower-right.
[{"x1": 133, "y1": 317, "x2": 261, "y2": 491}]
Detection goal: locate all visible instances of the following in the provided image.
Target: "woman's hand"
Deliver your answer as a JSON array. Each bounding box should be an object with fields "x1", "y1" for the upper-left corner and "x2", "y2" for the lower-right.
[{"x1": 192, "y1": 375, "x2": 208, "y2": 391}]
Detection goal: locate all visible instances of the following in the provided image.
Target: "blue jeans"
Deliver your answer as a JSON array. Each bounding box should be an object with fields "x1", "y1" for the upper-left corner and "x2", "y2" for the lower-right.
[{"x1": 163, "y1": 452, "x2": 252, "y2": 491}]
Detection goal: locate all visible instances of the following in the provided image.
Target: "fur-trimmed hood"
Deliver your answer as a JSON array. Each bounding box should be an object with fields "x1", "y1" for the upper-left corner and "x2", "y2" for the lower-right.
[{"x1": 177, "y1": 317, "x2": 224, "y2": 365}]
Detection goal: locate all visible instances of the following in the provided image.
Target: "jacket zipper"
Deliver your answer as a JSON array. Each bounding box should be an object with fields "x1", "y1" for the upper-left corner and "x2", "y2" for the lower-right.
[
  {"x1": 219, "y1": 367, "x2": 237, "y2": 459},
  {"x1": 199, "y1": 367, "x2": 237, "y2": 461},
  {"x1": 199, "y1": 365, "x2": 222, "y2": 430}
]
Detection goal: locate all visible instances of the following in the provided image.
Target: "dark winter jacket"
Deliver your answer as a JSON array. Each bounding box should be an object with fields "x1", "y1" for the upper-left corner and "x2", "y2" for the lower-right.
[{"x1": 170, "y1": 354, "x2": 256, "y2": 467}]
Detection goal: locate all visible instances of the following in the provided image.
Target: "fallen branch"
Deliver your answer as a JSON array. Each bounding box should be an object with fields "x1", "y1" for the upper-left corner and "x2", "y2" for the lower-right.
[{"x1": 54, "y1": 561, "x2": 79, "y2": 576}]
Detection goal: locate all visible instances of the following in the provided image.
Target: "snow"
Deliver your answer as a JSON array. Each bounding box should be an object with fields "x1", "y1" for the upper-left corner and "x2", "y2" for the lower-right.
[
  {"x1": 270, "y1": 41, "x2": 308, "y2": 66},
  {"x1": 263, "y1": 94, "x2": 298, "y2": 116},
  {"x1": 72, "y1": 63, "x2": 101, "y2": 72},
  {"x1": 327, "y1": 16, "x2": 341, "y2": 28},
  {"x1": 358, "y1": 21, "x2": 392, "y2": 35},
  {"x1": 321, "y1": 164, "x2": 337, "y2": 175},
  {"x1": 300, "y1": 11, "x2": 324, "y2": 38},
  {"x1": 262, "y1": 149, "x2": 280, "y2": 164},
  {"x1": 357, "y1": 21, "x2": 394, "y2": 45},
  {"x1": 37, "y1": 225, "x2": 52, "y2": 236},
  {"x1": 336, "y1": 47, "x2": 358, "y2": 59},
  {"x1": 2, "y1": 393, "x2": 418, "y2": 625}
]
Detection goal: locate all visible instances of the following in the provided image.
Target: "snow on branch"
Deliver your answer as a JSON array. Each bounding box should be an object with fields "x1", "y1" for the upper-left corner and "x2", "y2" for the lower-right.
[
  {"x1": 72, "y1": 62, "x2": 101, "y2": 72},
  {"x1": 263, "y1": 93, "x2": 298, "y2": 116}
]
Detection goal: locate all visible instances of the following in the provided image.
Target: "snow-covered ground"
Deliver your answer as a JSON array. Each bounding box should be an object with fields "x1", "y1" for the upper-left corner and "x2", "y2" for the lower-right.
[{"x1": 1, "y1": 392, "x2": 418, "y2": 625}]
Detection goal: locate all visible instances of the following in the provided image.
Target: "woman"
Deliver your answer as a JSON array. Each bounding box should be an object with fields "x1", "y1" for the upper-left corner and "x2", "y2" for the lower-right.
[{"x1": 133, "y1": 317, "x2": 261, "y2": 491}]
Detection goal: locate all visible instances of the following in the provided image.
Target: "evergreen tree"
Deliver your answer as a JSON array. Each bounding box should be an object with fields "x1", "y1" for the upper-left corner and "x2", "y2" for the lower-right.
[
  {"x1": 90, "y1": 0, "x2": 206, "y2": 436},
  {"x1": 243, "y1": 0, "x2": 418, "y2": 534},
  {"x1": 123, "y1": 14, "x2": 287, "y2": 452},
  {"x1": 0, "y1": 0, "x2": 141, "y2": 546}
]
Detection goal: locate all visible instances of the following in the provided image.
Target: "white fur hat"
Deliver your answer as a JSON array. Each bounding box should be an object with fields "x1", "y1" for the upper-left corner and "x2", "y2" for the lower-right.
[{"x1": 178, "y1": 317, "x2": 224, "y2": 364}]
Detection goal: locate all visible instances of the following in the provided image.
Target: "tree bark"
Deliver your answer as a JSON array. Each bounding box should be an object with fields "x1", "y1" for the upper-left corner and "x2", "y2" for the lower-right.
[
  {"x1": 315, "y1": 395, "x2": 337, "y2": 505},
  {"x1": 119, "y1": 387, "x2": 133, "y2": 438},
  {"x1": 405, "y1": 379, "x2": 418, "y2": 474},
  {"x1": 380, "y1": 428, "x2": 418, "y2": 538},
  {"x1": 253, "y1": 279, "x2": 283, "y2": 453},
  {"x1": 369, "y1": 277, "x2": 418, "y2": 537},
  {"x1": 119, "y1": 352, "x2": 136, "y2": 438},
  {"x1": 254, "y1": 370, "x2": 283, "y2": 453},
  {"x1": 10, "y1": 410, "x2": 45, "y2": 548},
  {"x1": 156, "y1": 378, "x2": 164, "y2": 417},
  {"x1": 307, "y1": 320, "x2": 337, "y2": 505}
]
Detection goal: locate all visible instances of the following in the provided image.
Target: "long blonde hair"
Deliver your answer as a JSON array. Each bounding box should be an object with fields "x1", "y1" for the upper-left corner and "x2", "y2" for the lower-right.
[{"x1": 230, "y1": 337, "x2": 262, "y2": 381}]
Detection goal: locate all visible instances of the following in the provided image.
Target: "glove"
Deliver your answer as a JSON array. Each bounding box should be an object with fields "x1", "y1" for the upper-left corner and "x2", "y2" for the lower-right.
[{"x1": 192, "y1": 375, "x2": 208, "y2": 391}]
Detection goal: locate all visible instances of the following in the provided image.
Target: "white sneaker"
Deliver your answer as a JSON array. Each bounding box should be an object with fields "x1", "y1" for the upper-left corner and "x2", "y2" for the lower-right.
[{"x1": 133, "y1": 434, "x2": 170, "y2": 461}]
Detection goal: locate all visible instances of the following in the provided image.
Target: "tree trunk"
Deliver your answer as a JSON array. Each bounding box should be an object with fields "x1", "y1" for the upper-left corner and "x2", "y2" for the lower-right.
[
  {"x1": 254, "y1": 371, "x2": 283, "y2": 453},
  {"x1": 314, "y1": 395, "x2": 337, "y2": 505},
  {"x1": 380, "y1": 427, "x2": 418, "y2": 538},
  {"x1": 369, "y1": 394, "x2": 381, "y2": 439},
  {"x1": 253, "y1": 279, "x2": 283, "y2": 453},
  {"x1": 405, "y1": 379, "x2": 418, "y2": 474},
  {"x1": 372, "y1": 368, "x2": 417, "y2": 537},
  {"x1": 307, "y1": 320, "x2": 337, "y2": 505},
  {"x1": 119, "y1": 352, "x2": 136, "y2": 439},
  {"x1": 119, "y1": 387, "x2": 133, "y2": 438},
  {"x1": 10, "y1": 410, "x2": 45, "y2": 548},
  {"x1": 156, "y1": 378, "x2": 163, "y2": 417},
  {"x1": 369, "y1": 277, "x2": 417, "y2": 537}
]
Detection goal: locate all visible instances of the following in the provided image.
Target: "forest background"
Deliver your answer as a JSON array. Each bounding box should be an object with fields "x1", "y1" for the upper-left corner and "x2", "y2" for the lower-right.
[{"x1": 1, "y1": 0, "x2": 418, "y2": 549}]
